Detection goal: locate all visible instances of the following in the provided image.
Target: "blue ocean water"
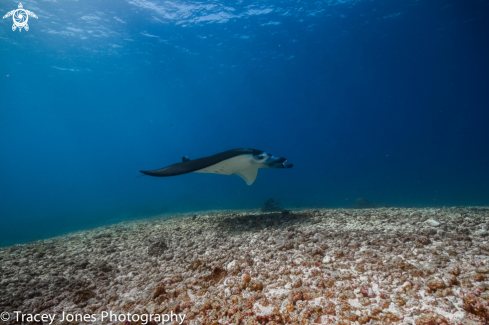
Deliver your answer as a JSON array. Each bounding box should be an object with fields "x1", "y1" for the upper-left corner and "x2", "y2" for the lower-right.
[{"x1": 0, "y1": 0, "x2": 488, "y2": 247}]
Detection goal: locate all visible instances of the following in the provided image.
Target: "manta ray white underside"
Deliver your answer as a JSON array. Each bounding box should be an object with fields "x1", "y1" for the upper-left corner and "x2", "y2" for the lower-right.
[{"x1": 194, "y1": 156, "x2": 260, "y2": 185}]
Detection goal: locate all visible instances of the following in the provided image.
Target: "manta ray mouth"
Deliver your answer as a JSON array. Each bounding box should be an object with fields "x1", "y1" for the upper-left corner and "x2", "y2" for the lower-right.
[{"x1": 266, "y1": 156, "x2": 287, "y2": 164}]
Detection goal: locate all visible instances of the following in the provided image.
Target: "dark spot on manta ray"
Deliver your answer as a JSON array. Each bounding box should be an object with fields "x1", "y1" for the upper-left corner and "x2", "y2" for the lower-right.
[{"x1": 140, "y1": 148, "x2": 293, "y2": 185}]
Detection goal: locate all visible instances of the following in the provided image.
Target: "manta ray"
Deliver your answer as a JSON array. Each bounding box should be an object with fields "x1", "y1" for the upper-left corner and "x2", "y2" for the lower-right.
[{"x1": 140, "y1": 148, "x2": 293, "y2": 185}]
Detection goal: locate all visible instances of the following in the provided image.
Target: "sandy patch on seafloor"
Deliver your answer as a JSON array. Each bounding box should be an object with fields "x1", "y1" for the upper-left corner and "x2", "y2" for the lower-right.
[{"x1": 2, "y1": 207, "x2": 489, "y2": 324}]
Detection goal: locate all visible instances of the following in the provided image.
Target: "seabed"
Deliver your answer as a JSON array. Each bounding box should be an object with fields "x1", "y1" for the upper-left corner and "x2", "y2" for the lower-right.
[{"x1": 1, "y1": 206, "x2": 489, "y2": 324}]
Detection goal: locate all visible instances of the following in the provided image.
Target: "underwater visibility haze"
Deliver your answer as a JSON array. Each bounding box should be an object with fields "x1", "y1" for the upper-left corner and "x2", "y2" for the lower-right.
[{"x1": 1, "y1": 0, "x2": 489, "y2": 246}]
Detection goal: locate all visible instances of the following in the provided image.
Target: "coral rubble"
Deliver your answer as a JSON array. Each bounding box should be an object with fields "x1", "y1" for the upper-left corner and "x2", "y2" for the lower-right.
[{"x1": 1, "y1": 206, "x2": 489, "y2": 324}]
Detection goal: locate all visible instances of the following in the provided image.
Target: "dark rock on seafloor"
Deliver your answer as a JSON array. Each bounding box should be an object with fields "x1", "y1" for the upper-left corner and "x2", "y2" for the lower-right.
[
  {"x1": 93, "y1": 233, "x2": 112, "y2": 239},
  {"x1": 75, "y1": 260, "x2": 90, "y2": 270},
  {"x1": 72, "y1": 287, "x2": 95, "y2": 305},
  {"x1": 261, "y1": 198, "x2": 283, "y2": 212},
  {"x1": 148, "y1": 237, "x2": 169, "y2": 256},
  {"x1": 354, "y1": 197, "x2": 376, "y2": 209},
  {"x1": 94, "y1": 260, "x2": 113, "y2": 272}
]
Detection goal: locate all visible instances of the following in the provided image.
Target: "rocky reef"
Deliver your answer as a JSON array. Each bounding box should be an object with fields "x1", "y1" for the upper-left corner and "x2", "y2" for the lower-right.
[
  {"x1": 1, "y1": 207, "x2": 489, "y2": 324},
  {"x1": 354, "y1": 198, "x2": 376, "y2": 209},
  {"x1": 261, "y1": 199, "x2": 283, "y2": 212}
]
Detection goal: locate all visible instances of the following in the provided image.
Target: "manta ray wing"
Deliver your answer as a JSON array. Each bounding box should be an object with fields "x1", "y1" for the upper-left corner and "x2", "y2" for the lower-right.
[
  {"x1": 234, "y1": 168, "x2": 259, "y2": 186},
  {"x1": 140, "y1": 149, "x2": 256, "y2": 177}
]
